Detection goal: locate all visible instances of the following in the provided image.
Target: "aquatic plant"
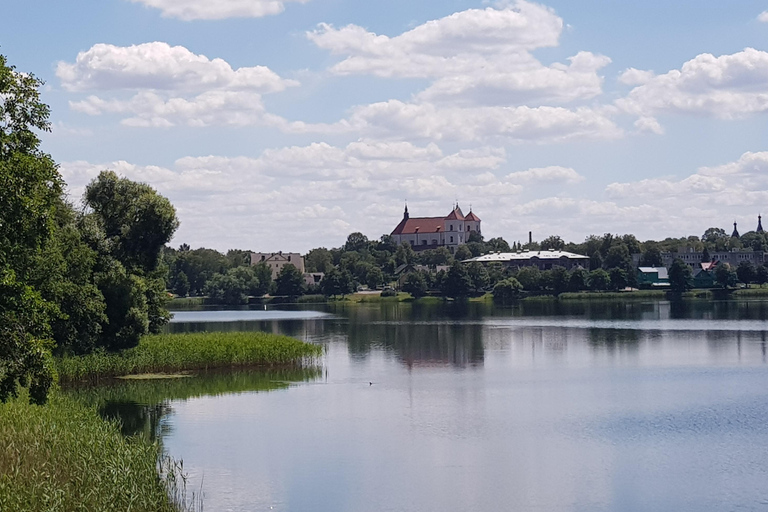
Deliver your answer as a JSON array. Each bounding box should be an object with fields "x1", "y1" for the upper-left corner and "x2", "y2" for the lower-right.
[{"x1": 57, "y1": 332, "x2": 323, "y2": 384}]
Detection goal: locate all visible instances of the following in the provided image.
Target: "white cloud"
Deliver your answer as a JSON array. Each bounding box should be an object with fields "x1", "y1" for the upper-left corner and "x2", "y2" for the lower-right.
[
  {"x1": 127, "y1": 0, "x2": 310, "y2": 21},
  {"x1": 59, "y1": 140, "x2": 595, "y2": 250},
  {"x1": 758, "y1": 11, "x2": 768, "y2": 22},
  {"x1": 308, "y1": 2, "x2": 610, "y2": 107},
  {"x1": 59, "y1": 42, "x2": 296, "y2": 127},
  {"x1": 337, "y1": 100, "x2": 622, "y2": 143},
  {"x1": 505, "y1": 166, "x2": 584, "y2": 184},
  {"x1": 617, "y1": 48, "x2": 768, "y2": 121},
  {"x1": 618, "y1": 68, "x2": 655, "y2": 86}
]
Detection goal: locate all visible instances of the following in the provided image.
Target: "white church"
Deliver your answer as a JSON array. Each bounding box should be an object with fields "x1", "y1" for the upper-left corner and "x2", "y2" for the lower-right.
[{"x1": 390, "y1": 204, "x2": 481, "y2": 253}]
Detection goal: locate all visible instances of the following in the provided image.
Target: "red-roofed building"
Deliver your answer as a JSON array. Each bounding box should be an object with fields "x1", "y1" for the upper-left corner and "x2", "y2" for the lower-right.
[{"x1": 391, "y1": 204, "x2": 481, "y2": 253}]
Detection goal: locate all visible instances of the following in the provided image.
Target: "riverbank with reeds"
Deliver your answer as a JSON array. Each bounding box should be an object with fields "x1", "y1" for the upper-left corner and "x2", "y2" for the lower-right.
[
  {"x1": 57, "y1": 331, "x2": 323, "y2": 385},
  {"x1": 0, "y1": 392, "x2": 195, "y2": 511}
]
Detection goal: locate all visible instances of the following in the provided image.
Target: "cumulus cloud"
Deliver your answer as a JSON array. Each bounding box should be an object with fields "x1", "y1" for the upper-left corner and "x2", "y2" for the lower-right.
[
  {"x1": 308, "y1": 2, "x2": 610, "y2": 107},
  {"x1": 58, "y1": 42, "x2": 296, "y2": 127},
  {"x1": 617, "y1": 48, "x2": 768, "y2": 123},
  {"x1": 127, "y1": 0, "x2": 310, "y2": 21},
  {"x1": 59, "y1": 140, "x2": 592, "y2": 250},
  {"x1": 758, "y1": 11, "x2": 768, "y2": 22},
  {"x1": 335, "y1": 100, "x2": 622, "y2": 143},
  {"x1": 603, "y1": 151, "x2": 768, "y2": 235}
]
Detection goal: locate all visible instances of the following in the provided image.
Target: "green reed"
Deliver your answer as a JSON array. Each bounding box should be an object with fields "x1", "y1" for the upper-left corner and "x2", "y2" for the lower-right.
[
  {"x1": 0, "y1": 392, "x2": 197, "y2": 512},
  {"x1": 57, "y1": 331, "x2": 323, "y2": 385}
]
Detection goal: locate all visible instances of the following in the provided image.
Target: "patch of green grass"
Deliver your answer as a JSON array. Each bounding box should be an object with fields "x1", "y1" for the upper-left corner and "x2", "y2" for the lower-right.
[
  {"x1": 57, "y1": 332, "x2": 323, "y2": 385},
  {"x1": 732, "y1": 287, "x2": 768, "y2": 297},
  {"x1": 167, "y1": 297, "x2": 205, "y2": 310},
  {"x1": 350, "y1": 292, "x2": 411, "y2": 302},
  {"x1": 0, "y1": 392, "x2": 194, "y2": 512}
]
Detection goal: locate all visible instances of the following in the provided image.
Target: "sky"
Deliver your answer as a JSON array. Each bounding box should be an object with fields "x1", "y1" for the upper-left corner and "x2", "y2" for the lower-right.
[{"x1": 3, "y1": 0, "x2": 768, "y2": 252}]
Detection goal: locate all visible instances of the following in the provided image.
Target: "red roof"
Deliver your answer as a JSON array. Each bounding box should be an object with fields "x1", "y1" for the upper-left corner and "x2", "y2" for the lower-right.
[
  {"x1": 391, "y1": 217, "x2": 445, "y2": 235},
  {"x1": 464, "y1": 211, "x2": 480, "y2": 221},
  {"x1": 444, "y1": 207, "x2": 465, "y2": 221}
]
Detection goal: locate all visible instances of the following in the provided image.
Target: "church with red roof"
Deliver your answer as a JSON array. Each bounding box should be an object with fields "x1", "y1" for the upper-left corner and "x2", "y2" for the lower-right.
[{"x1": 390, "y1": 204, "x2": 481, "y2": 253}]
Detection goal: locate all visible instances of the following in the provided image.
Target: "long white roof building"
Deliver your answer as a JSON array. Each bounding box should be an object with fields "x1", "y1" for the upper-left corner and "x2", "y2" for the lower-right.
[{"x1": 463, "y1": 250, "x2": 589, "y2": 270}]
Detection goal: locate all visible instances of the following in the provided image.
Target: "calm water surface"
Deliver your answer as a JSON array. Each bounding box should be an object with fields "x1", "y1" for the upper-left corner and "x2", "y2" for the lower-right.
[{"x1": 98, "y1": 300, "x2": 768, "y2": 511}]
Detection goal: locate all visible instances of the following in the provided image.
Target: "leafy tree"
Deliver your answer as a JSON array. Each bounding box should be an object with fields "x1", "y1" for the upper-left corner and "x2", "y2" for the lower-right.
[
  {"x1": 305, "y1": 247, "x2": 334, "y2": 273},
  {"x1": 466, "y1": 262, "x2": 490, "y2": 292},
  {"x1": 589, "y1": 269, "x2": 611, "y2": 291},
  {"x1": 204, "y1": 272, "x2": 249, "y2": 305},
  {"x1": 274, "y1": 264, "x2": 304, "y2": 298},
  {"x1": 516, "y1": 266, "x2": 541, "y2": 291},
  {"x1": 402, "y1": 272, "x2": 428, "y2": 298},
  {"x1": 568, "y1": 268, "x2": 588, "y2": 292},
  {"x1": 589, "y1": 251, "x2": 603, "y2": 271},
  {"x1": 540, "y1": 235, "x2": 565, "y2": 251},
  {"x1": 549, "y1": 266, "x2": 569, "y2": 294},
  {"x1": 344, "y1": 232, "x2": 369, "y2": 252},
  {"x1": 492, "y1": 278, "x2": 522, "y2": 305},
  {"x1": 639, "y1": 242, "x2": 663, "y2": 267},
  {"x1": 365, "y1": 266, "x2": 385, "y2": 289},
  {"x1": 668, "y1": 258, "x2": 693, "y2": 292},
  {"x1": 251, "y1": 262, "x2": 273, "y2": 296},
  {"x1": 609, "y1": 267, "x2": 628, "y2": 291},
  {"x1": 714, "y1": 263, "x2": 738, "y2": 289},
  {"x1": 394, "y1": 242, "x2": 415, "y2": 266},
  {"x1": 320, "y1": 267, "x2": 354, "y2": 297},
  {"x1": 454, "y1": 245, "x2": 472, "y2": 261},
  {"x1": 467, "y1": 231, "x2": 484, "y2": 243},
  {"x1": 174, "y1": 271, "x2": 190, "y2": 297},
  {"x1": 486, "y1": 237, "x2": 511, "y2": 253},
  {"x1": 441, "y1": 262, "x2": 472, "y2": 298},
  {"x1": 736, "y1": 261, "x2": 756, "y2": 285},
  {"x1": 756, "y1": 264, "x2": 768, "y2": 286},
  {"x1": 84, "y1": 170, "x2": 179, "y2": 272},
  {"x1": 701, "y1": 247, "x2": 711, "y2": 263},
  {"x1": 702, "y1": 227, "x2": 729, "y2": 251}
]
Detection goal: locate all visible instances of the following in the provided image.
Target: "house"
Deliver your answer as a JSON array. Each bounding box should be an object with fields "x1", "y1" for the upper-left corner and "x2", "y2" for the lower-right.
[
  {"x1": 251, "y1": 252, "x2": 305, "y2": 280},
  {"x1": 391, "y1": 204, "x2": 480, "y2": 253},
  {"x1": 693, "y1": 261, "x2": 718, "y2": 288},
  {"x1": 637, "y1": 267, "x2": 670, "y2": 288},
  {"x1": 304, "y1": 272, "x2": 324, "y2": 288}
]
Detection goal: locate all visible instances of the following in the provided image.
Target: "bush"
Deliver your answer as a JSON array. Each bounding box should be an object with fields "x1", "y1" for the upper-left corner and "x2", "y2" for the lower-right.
[
  {"x1": 380, "y1": 288, "x2": 398, "y2": 297},
  {"x1": 492, "y1": 278, "x2": 523, "y2": 305}
]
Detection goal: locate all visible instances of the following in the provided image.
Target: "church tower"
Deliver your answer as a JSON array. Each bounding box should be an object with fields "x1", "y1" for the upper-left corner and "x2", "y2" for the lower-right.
[
  {"x1": 732, "y1": 222, "x2": 740, "y2": 238},
  {"x1": 758, "y1": 215, "x2": 764, "y2": 233}
]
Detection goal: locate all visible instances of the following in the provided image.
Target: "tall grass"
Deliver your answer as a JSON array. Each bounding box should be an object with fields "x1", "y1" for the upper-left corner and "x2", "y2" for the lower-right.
[
  {"x1": 0, "y1": 392, "x2": 197, "y2": 512},
  {"x1": 57, "y1": 332, "x2": 323, "y2": 385}
]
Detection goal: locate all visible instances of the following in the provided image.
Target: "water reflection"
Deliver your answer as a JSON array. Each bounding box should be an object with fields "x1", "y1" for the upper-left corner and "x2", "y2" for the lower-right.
[{"x1": 67, "y1": 367, "x2": 322, "y2": 441}]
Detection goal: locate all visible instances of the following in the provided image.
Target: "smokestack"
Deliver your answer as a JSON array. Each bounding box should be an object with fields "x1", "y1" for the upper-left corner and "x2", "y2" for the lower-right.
[{"x1": 529, "y1": 231, "x2": 532, "y2": 245}]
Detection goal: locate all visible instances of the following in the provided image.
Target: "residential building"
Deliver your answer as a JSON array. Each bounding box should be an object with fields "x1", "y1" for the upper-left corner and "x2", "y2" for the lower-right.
[
  {"x1": 391, "y1": 204, "x2": 481, "y2": 253},
  {"x1": 633, "y1": 248, "x2": 766, "y2": 271},
  {"x1": 251, "y1": 252, "x2": 305, "y2": 280},
  {"x1": 637, "y1": 267, "x2": 670, "y2": 288},
  {"x1": 463, "y1": 250, "x2": 589, "y2": 270}
]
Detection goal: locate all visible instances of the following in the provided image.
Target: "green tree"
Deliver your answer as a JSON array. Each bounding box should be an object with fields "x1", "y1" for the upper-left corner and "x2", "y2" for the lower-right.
[
  {"x1": 589, "y1": 269, "x2": 611, "y2": 291},
  {"x1": 550, "y1": 266, "x2": 569, "y2": 294},
  {"x1": 568, "y1": 268, "x2": 588, "y2": 292},
  {"x1": 204, "y1": 272, "x2": 249, "y2": 305},
  {"x1": 174, "y1": 271, "x2": 190, "y2": 297},
  {"x1": 251, "y1": 262, "x2": 273, "y2": 296},
  {"x1": 320, "y1": 267, "x2": 354, "y2": 297},
  {"x1": 609, "y1": 267, "x2": 628, "y2": 291},
  {"x1": 365, "y1": 266, "x2": 385, "y2": 289},
  {"x1": 466, "y1": 262, "x2": 490, "y2": 292},
  {"x1": 305, "y1": 247, "x2": 334, "y2": 273},
  {"x1": 589, "y1": 251, "x2": 603, "y2": 271},
  {"x1": 540, "y1": 235, "x2": 565, "y2": 251},
  {"x1": 756, "y1": 264, "x2": 768, "y2": 286},
  {"x1": 714, "y1": 263, "x2": 738, "y2": 289},
  {"x1": 274, "y1": 264, "x2": 304, "y2": 298},
  {"x1": 84, "y1": 170, "x2": 179, "y2": 272},
  {"x1": 454, "y1": 245, "x2": 472, "y2": 261},
  {"x1": 402, "y1": 272, "x2": 428, "y2": 298},
  {"x1": 492, "y1": 278, "x2": 523, "y2": 305},
  {"x1": 441, "y1": 262, "x2": 472, "y2": 298},
  {"x1": 344, "y1": 232, "x2": 370, "y2": 252},
  {"x1": 486, "y1": 237, "x2": 511, "y2": 252},
  {"x1": 516, "y1": 266, "x2": 541, "y2": 291},
  {"x1": 668, "y1": 258, "x2": 693, "y2": 292},
  {"x1": 736, "y1": 261, "x2": 756, "y2": 285},
  {"x1": 639, "y1": 242, "x2": 663, "y2": 267}
]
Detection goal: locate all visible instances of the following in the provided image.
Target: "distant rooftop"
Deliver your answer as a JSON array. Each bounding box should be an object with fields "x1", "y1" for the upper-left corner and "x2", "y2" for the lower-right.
[{"x1": 464, "y1": 250, "x2": 589, "y2": 263}]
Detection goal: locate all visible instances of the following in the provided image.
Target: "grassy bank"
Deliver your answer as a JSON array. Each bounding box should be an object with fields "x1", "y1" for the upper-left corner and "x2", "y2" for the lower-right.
[
  {"x1": 559, "y1": 290, "x2": 667, "y2": 300},
  {"x1": 57, "y1": 332, "x2": 323, "y2": 385},
  {"x1": 0, "y1": 392, "x2": 192, "y2": 512}
]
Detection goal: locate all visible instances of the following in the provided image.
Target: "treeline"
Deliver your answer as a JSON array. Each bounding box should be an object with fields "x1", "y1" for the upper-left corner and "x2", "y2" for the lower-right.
[{"x1": 1, "y1": 56, "x2": 178, "y2": 403}]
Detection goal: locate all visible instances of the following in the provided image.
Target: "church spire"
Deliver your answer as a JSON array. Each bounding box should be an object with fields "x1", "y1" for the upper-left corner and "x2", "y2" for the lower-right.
[
  {"x1": 758, "y1": 215, "x2": 764, "y2": 233},
  {"x1": 403, "y1": 203, "x2": 409, "y2": 220},
  {"x1": 732, "y1": 221, "x2": 740, "y2": 238}
]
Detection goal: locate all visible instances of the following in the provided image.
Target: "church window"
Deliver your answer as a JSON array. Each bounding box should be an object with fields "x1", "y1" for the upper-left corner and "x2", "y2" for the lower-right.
[
  {"x1": 422, "y1": 240, "x2": 427, "y2": 245},
  {"x1": 450, "y1": 236, "x2": 454, "y2": 243},
  {"x1": 450, "y1": 224, "x2": 453, "y2": 231}
]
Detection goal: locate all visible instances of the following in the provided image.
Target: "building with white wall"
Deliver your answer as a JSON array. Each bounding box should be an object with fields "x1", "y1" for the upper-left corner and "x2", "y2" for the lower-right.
[
  {"x1": 251, "y1": 252, "x2": 305, "y2": 280},
  {"x1": 391, "y1": 204, "x2": 481, "y2": 253}
]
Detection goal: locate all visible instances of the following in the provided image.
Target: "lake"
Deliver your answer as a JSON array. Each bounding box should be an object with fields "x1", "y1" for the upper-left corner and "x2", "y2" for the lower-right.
[{"x1": 85, "y1": 299, "x2": 768, "y2": 511}]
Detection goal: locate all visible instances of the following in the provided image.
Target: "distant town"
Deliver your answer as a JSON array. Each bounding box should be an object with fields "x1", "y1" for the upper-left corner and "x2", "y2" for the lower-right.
[{"x1": 164, "y1": 204, "x2": 768, "y2": 304}]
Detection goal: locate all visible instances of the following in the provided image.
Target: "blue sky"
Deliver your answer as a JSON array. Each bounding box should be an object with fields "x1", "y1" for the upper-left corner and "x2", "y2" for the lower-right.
[{"x1": 4, "y1": 0, "x2": 768, "y2": 251}]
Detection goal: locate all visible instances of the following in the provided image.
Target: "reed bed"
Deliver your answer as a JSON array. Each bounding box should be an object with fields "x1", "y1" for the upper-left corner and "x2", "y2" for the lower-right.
[
  {"x1": 57, "y1": 332, "x2": 323, "y2": 385},
  {"x1": 0, "y1": 392, "x2": 193, "y2": 512}
]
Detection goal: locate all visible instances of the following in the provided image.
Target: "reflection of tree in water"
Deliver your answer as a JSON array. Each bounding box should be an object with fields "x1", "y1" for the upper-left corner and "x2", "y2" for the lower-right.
[
  {"x1": 587, "y1": 328, "x2": 640, "y2": 353},
  {"x1": 342, "y1": 302, "x2": 485, "y2": 367},
  {"x1": 67, "y1": 367, "x2": 321, "y2": 442}
]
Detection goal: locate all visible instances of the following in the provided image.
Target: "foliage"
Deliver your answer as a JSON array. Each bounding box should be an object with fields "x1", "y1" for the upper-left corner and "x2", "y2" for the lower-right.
[
  {"x1": 516, "y1": 266, "x2": 541, "y2": 291},
  {"x1": 441, "y1": 262, "x2": 472, "y2": 298},
  {"x1": 540, "y1": 235, "x2": 565, "y2": 251},
  {"x1": 305, "y1": 247, "x2": 334, "y2": 273},
  {"x1": 466, "y1": 262, "x2": 490, "y2": 292},
  {"x1": 204, "y1": 272, "x2": 249, "y2": 305},
  {"x1": 589, "y1": 269, "x2": 611, "y2": 291},
  {"x1": 492, "y1": 278, "x2": 522, "y2": 305},
  {"x1": 736, "y1": 261, "x2": 756, "y2": 285},
  {"x1": 56, "y1": 331, "x2": 322, "y2": 384},
  {"x1": 714, "y1": 263, "x2": 738, "y2": 289},
  {"x1": 274, "y1": 263, "x2": 304, "y2": 298},
  {"x1": 668, "y1": 259, "x2": 693, "y2": 292},
  {"x1": 402, "y1": 272, "x2": 428, "y2": 298},
  {"x1": 320, "y1": 267, "x2": 354, "y2": 297},
  {"x1": 639, "y1": 242, "x2": 663, "y2": 267},
  {"x1": 0, "y1": 392, "x2": 187, "y2": 512}
]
